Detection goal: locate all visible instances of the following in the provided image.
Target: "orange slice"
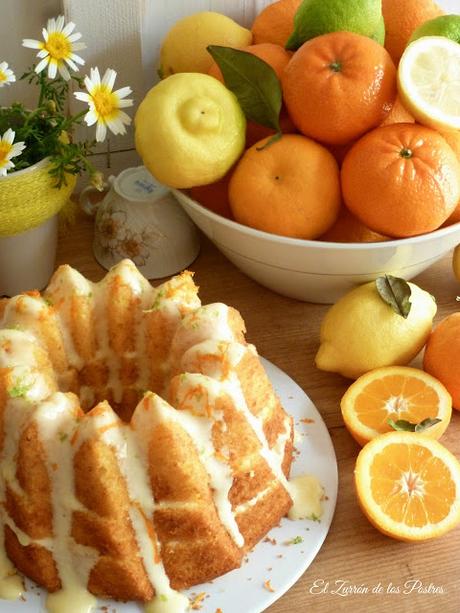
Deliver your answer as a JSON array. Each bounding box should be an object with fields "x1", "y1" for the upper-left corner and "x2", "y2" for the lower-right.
[
  {"x1": 355, "y1": 431, "x2": 460, "y2": 541},
  {"x1": 340, "y1": 366, "x2": 452, "y2": 446}
]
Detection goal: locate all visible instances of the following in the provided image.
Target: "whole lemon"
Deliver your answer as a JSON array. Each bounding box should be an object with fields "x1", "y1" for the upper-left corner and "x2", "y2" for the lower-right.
[
  {"x1": 135, "y1": 73, "x2": 246, "y2": 189},
  {"x1": 315, "y1": 280, "x2": 437, "y2": 379},
  {"x1": 159, "y1": 11, "x2": 252, "y2": 77}
]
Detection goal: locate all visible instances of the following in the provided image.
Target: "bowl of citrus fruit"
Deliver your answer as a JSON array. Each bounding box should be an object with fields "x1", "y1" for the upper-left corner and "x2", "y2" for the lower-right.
[{"x1": 134, "y1": 0, "x2": 460, "y2": 303}]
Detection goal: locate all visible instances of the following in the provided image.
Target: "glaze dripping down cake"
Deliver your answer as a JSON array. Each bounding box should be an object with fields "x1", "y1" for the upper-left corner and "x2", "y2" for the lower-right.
[{"x1": 0, "y1": 259, "x2": 294, "y2": 612}]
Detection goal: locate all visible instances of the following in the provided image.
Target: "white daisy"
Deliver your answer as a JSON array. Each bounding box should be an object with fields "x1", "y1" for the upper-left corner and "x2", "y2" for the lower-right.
[
  {"x1": 22, "y1": 15, "x2": 86, "y2": 81},
  {"x1": 74, "y1": 67, "x2": 133, "y2": 142},
  {"x1": 0, "y1": 129, "x2": 26, "y2": 177},
  {"x1": 0, "y1": 62, "x2": 15, "y2": 87}
]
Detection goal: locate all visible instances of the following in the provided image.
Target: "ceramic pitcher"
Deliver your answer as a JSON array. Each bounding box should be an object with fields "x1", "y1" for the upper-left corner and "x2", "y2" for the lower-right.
[{"x1": 80, "y1": 166, "x2": 200, "y2": 278}]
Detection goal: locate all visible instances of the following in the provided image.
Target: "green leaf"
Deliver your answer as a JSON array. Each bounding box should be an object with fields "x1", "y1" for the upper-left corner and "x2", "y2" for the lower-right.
[
  {"x1": 207, "y1": 45, "x2": 282, "y2": 132},
  {"x1": 375, "y1": 275, "x2": 412, "y2": 319},
  {"x1": 388, "y1": 417, "x2": 442, "y2": 432},
  {"x1": 256, "y1": 131, "x2": 282, "y2": 151},
  {"x1": 415, "y1": 418, "x2": 442, "y2": 432}
]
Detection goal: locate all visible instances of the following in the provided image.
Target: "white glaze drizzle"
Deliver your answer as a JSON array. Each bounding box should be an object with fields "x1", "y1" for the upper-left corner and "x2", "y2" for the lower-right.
[
  {"x1": 272, "y1": 416, "x2": 293, "y2": 465},
  {"x1": 76, "y1": 401, "x2": 188, "y2": 611},
  {"x1": 34, "y1": 393, "x2": 97, "y2": 613},
  {"x1": 287, "y1": 475, "x2": 324, "y2": 521},
  {"x1": 0, "y1": 330, "x2": 58, "y2": 602},
  {"x1": 91, "y1": 271, "x2": 123, "y2": 403},
  {"x1": 44, "y1": 265, "x2": 93, "y2": 371},
  {"x1": 141, "y1": 390, "x2": 244, "y2": 548}
]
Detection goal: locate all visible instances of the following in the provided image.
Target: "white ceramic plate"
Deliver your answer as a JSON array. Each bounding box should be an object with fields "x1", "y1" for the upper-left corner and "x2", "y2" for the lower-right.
[{"x1": 2, "y1": 358, "x2": 338, "y2": 613}]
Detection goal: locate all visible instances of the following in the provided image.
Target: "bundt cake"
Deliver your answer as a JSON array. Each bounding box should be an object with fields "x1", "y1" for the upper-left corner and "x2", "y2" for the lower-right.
[{"x1": 0, "y1": 259, "x2": 294, "y2": 612}]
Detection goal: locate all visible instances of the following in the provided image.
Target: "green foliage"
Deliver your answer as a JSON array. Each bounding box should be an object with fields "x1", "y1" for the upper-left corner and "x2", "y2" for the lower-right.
[
  {"x1": 207, "y1": 45, "x2": 282, "y2": 133},
  {"x1": 375, "y1": 275, "x2": 413, "y2": 319},
  {"x1": 0, "y1": 65, "x2": 97, "y2": 188}
]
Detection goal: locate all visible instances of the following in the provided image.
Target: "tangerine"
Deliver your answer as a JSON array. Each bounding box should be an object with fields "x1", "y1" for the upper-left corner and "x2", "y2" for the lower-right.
[
  {"x1": 282, "y1": 31, "x2": 397, "y2": 146},
  {"x1": 229, "y1": 134, "x2": 340, "y2": 239},
  {"x1": 251, "y1": 0, "x2": 302, "y2": 47},
  {"x1": 382, "y1": 0, "x2": 443, "y2": 64},
  {"x1": 341, "y1": 123, "x2": 460, "y2": 237}
]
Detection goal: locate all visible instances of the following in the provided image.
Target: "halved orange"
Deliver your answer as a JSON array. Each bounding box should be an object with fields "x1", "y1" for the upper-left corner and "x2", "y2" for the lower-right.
[
  {"x1": 355, "y1": 431, "x2": 460, "y2": 541},
  {"x1": 341, "y1": 366, "x2": 452, "y2": 446}
]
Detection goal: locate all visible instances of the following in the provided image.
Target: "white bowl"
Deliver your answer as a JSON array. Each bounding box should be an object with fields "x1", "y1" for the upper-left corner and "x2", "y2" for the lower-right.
[{"x1": 173, "y1": 189, "x2": 460, "y2": 304}]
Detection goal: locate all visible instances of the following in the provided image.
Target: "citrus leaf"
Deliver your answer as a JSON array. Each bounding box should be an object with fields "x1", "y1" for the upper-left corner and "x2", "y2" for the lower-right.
[
  {"x1": 256, "y1": 131, "x2": 282, "y2": 151},
  {"x1": 207, "y1": 45, "x2": 281, "y2": 132},
  {"x1": 375, "y1": 275, "x2": 412, "y2": 319},
  {"x1": 415, "y1": 417, "x2": 442, "y2": 432},
  {"x1": 388, "y1": 418, "x2": 416, "y2": 432},
  {"x1": 388, "y1": 417, "x2": 442, "y2": 432}
]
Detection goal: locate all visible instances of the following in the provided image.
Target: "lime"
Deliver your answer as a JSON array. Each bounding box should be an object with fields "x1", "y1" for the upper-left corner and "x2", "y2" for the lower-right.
[
  {"x1": 286, "y1": 0, "x2": 382, "y2": 49},
  {"x1": 371, "y1": 15, "x2": 386, "y2": 46},
  {"x1": 410, "y1": 14, "x2": 460, "y2": 45},
  {"x1": 135, "y1": 73, "x2": 246, "y2": 189},
  {"x1": 398, "y1": 36, "x2": 460, "y2": 131}
]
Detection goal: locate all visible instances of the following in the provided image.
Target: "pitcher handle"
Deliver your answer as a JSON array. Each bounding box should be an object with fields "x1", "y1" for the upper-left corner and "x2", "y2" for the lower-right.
[{"x1": 79, "y1": 175, "x2": 114, "y2": 216}]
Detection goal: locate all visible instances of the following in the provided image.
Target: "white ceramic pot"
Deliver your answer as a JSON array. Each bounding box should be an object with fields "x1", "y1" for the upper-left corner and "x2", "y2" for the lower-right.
[
  {"x1": 81, "y1": 166, "x2": 200, "y2": 279},
  {"x1": 174, "y1": 189, "x2": 460, "y2": 304},
  {"x1": 0, "y1": 214, "x2": 59, "y2": 296}
]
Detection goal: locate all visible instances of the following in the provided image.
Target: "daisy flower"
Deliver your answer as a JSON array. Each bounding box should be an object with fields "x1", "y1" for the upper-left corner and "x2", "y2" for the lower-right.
[
  {"x1": 22, "y1": 15, "x2": 86, "y2": 81},
  {"x1": 74, "y1": 67, "x2": 133, "y2": 142},
  {"x1": 0, "y1": 129, "x2": 26, "y2": 177},
  {"x1": 0, "y1": 62, "x2": 15, "y2": 87}
]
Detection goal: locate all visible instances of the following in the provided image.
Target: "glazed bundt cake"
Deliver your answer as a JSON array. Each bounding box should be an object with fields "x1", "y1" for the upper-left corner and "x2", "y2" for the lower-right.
[{"x1": 0, "y1": 259, "x2": 294, "y2": 612}]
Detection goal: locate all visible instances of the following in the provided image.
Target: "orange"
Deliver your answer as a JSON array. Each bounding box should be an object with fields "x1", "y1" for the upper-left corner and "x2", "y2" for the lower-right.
[
  {"x1": 439, "y1": 129, "x2": 460, "y2": 225},
  {"x1": 320, "y1": 207, "x2": 388, "y2": 243},
  {"x1": 341, "y1": 366, "x2": 452, "y2": 447},
  {"x1": 208, "y1": 43, "x2": 296, "y2": 148},
  {"x1": 382, "y1": 0, "x2": 444, "y2": 65},
  {"x1": 190, "y1": 171, "x2": 233, "y2": 219},
  {"x1": 282, "y1": 32, "x2": 397, "y2": 146},
  {"x1": 208, "y1": 42, "x2": 291, "y2": 81},
  {"x1": 229, "y1": 134, "x2": 341, "y2": 239},
  {"x1": 355, "y1": 431, "x2": 460, "y2": 541},
  {"x1": 380, "y1": 96, "x2": 415, "y2": 126},
  {"x1": 251, "y1": 0, "x2": 302, "y2": 47},
  {"x1": 341, "y1": 124, "x2": 460, "y2": 237},
  {"x1": 424, "y1": 313, "x2": 460, "y2": 410}
]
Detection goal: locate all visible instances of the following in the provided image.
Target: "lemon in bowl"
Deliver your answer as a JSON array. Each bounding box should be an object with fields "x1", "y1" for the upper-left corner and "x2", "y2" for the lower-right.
[{"x1": 135, "y1": 73, "x2": 246, "y2": 189}]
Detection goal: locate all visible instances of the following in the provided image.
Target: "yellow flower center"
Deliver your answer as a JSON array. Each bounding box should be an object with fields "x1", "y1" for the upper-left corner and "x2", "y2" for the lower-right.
[
  {"x1": 93, "y1": 87, "x2": 117, "y2": 119},
  {"x1": 45, "y1": 32, "x2": 71, "y2": 61},
  {"x1": 0, "y1": 142, "x2": 12, "y2": 164},
  {"x1": 0, "y1": 71, "x2": 6, "y2": 82}
]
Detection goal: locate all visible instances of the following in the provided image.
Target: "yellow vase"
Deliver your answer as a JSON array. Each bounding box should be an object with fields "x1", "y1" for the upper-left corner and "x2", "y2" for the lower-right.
[{"x1": 0, "y1": 158, "x2": 76, "y2": 237}]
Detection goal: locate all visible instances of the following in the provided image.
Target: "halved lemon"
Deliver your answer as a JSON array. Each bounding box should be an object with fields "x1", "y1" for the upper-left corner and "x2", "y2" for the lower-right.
[
  {"x1": 355, "y1": 431, "x2": 460, "y2": 541},
  {"x1": 341, "y1": 366, "x2": 452, "y2": 446},
  {"x1": 398, "y1": 36, "x2": 460, "y2": 131}
]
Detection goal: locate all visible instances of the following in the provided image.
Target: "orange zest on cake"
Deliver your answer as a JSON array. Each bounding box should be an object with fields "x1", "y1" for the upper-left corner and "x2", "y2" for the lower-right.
[{"x1": 0, "y1": 259, "x2": 297, "y2": 612}]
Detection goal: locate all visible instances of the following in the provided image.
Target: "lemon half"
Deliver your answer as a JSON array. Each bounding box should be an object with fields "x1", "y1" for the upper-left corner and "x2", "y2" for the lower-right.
[{"x1": 398, "y1": 36, "x2": 460, "y2": 131}]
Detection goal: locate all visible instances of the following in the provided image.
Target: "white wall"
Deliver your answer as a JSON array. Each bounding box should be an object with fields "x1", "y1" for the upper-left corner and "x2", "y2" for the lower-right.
[{"x1": 0, "y1": 0, "x2": 62, "y2": 108}]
